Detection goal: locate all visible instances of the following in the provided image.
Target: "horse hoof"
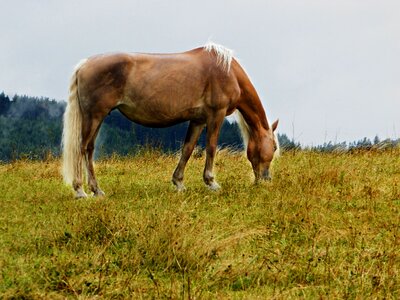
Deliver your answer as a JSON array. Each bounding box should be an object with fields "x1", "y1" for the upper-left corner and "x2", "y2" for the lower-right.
[
  {"x1": 172, "y1": 178, "x2": 186, "y2": 192},
  {"x1": 75, "y1": 190, "x2": 88, "y2": 199},
  {"x1": 207, "y1": 182, "x2": 221, "y2": 191},
  {"x1": 174, "y1": 182, "x2": 186, "y2": 192},
  {"x1": 94, "y1": 190, "x2": 106, "y2": 197},
  {"x1": 177, "y1": 186, "x2": 186, "y2": 192}
]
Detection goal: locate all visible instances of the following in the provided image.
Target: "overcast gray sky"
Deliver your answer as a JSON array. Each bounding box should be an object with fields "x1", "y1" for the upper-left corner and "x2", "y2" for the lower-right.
[{"x1": 1, "y1": 0, "x2": 399, "y2": 145}]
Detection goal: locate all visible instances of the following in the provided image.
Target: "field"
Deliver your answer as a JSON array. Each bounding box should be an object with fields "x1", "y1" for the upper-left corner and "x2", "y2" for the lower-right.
[{"x1": 0, "y1": 149, "x2": 399, "y2": 299}]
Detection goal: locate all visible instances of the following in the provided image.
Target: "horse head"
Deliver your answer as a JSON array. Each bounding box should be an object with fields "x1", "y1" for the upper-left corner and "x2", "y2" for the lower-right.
[{"x1": 247, "y1": 119, "x2": 279, "y2": 182}]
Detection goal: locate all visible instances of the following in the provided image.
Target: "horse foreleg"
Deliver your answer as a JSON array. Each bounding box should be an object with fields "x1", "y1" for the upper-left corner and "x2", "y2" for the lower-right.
[
  {"x1": 203, "y1": 112, "x2": 225, "y2": 190},
  {"x1": 172, "y1": 122, "x2": 205, "y2": 191}
]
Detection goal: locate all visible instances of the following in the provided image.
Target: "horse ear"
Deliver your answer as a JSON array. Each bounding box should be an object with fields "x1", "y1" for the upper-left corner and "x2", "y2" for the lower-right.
[{"x1": 271, "y1": 119, "x2": 279, "y2": 132}]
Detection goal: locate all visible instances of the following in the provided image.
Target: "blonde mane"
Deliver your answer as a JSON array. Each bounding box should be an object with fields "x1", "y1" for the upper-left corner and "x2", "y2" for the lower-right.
[
  {"x1": 204, "y1": 42, "x2": 234, "y2": 73},
  {"x1": 273, "y1": 130, "x2": 280, "y2": 157},
  {"x1": 236, "y1": 111, "x2": 250, "y2": 150}
]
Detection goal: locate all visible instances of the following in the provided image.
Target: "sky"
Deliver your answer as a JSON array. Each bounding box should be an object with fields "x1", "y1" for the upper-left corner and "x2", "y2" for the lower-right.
[{"x1": 1, "y1": 0, "x2": 399, "y2": 145}]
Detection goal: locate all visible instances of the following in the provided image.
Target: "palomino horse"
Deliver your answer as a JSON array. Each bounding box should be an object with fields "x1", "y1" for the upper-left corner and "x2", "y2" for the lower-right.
[{"x1": 62, "y1": 42, "x2": 279, "y2": 198}]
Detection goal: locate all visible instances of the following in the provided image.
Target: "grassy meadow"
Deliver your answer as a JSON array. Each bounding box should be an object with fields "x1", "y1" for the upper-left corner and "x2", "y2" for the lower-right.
[{"x1": 0, "y1": 149, "x2": 399, "y2": 299}]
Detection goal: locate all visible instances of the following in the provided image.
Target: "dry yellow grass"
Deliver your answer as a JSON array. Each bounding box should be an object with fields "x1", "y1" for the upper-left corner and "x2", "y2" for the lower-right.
[{"x1": 0, "y1": 149, "x2": 399, "y2": 299}]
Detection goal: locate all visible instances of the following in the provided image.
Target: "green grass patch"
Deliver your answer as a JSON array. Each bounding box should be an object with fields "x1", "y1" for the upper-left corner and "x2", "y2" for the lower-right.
[{"x1": 0, "y1": 149, "x2": 399, "y2": 298}]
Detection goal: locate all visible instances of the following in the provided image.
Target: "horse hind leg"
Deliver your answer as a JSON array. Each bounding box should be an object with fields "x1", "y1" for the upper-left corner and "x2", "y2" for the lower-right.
[
  {"x1": 85, "y1": 138, "x2": 105, "y2": 197},
  {"x1": 172, "y1": 121, "x2": 205, "y2": 191},
  {"x1": 82, "y1": 115, "x2": 106, "y2": 197},
  {"x1": 73, "y1": 154, "x2": 87, "y2": 198}
]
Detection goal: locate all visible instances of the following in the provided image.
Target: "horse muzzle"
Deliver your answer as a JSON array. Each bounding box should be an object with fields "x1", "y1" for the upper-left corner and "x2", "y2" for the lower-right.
[
  {"x1": 261, "y1": 169, "x2": 272, "y2": 181},
  {"x1": 254, "y1": 169, "x2": 271, "y2": 183}
]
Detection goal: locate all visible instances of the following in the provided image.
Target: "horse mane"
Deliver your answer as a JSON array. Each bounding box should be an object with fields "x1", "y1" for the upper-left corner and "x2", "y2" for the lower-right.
[
  {"x1": 204, "y1": 42, "x2": 234, "y2": 73},
  {"x1": 236, "y1": 111, "x2": 250, "y2": 150},
  {"x1": 274, "y1": 131, "x2": 281, "y2": 157}
]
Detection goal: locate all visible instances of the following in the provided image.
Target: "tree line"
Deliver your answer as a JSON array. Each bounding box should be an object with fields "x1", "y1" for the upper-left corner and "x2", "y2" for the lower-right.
[
  {"x1": 0, "y1": 92, "x2": 247, "y2": 161},
  {"x1": 0, "y1": 92, "x2": 397, "y2": 162}
]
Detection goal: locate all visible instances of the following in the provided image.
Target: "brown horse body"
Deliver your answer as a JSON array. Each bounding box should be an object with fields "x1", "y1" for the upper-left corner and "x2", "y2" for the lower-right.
[{"x1": 62, "y1": 43, "x2": 278, "y2": 197}]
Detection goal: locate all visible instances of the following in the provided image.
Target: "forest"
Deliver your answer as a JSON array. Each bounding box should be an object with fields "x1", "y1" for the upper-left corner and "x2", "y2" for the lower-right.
[
  {"x1": 0, "y1": 91, "x2": 397, "y2": 162},
  {"x1": 0, "y1": 92, "x2": 248, "y2": 161}
]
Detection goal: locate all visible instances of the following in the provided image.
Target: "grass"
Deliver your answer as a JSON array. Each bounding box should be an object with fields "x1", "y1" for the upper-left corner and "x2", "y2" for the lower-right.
[{"x1": 0, "y1": 149, "x2": 399, "y2": 299}]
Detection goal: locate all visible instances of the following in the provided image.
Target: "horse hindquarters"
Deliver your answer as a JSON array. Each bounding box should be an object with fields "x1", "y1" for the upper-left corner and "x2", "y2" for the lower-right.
[{"x1": 62, "y1": 59, "x2": 108, "y2": 198}]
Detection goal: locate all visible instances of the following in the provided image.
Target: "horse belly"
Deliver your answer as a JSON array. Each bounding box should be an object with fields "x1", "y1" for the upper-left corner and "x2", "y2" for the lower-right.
[{"x1": 117, "y1": 97, "x2": 205, "y2": 127}]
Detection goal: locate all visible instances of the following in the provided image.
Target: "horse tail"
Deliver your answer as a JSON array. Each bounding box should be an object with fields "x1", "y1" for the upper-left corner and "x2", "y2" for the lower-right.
[{"x1": 62, "y1": 59, "x2": 87, "y2": 186}]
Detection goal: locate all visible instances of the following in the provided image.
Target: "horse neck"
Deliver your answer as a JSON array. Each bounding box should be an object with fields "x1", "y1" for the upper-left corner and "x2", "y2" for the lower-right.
[{"x1": 237, "y1": 85, "x2": 269, "y2": 137}]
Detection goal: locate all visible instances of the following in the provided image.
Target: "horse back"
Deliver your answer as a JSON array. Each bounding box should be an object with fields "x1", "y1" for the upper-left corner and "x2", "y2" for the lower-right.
[{"x1": 77, "y1": 48, "x2": 241, "y2": 126}]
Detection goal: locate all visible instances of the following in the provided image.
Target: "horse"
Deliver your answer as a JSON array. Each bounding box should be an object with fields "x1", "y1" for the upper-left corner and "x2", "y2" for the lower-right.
[{"x1": 62, "y1": 42, "x2": 279, "y2": 198}]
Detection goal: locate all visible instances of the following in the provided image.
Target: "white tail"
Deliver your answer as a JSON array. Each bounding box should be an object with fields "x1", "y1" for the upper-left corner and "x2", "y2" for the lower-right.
[{"x1": 62, "y1": 59, "x2": 87, "y2": 185}]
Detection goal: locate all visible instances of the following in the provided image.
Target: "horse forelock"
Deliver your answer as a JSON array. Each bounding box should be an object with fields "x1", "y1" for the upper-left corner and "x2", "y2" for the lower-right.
[{"x1": 204, "y1": 42, "x2": 233, "y2": 73}]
